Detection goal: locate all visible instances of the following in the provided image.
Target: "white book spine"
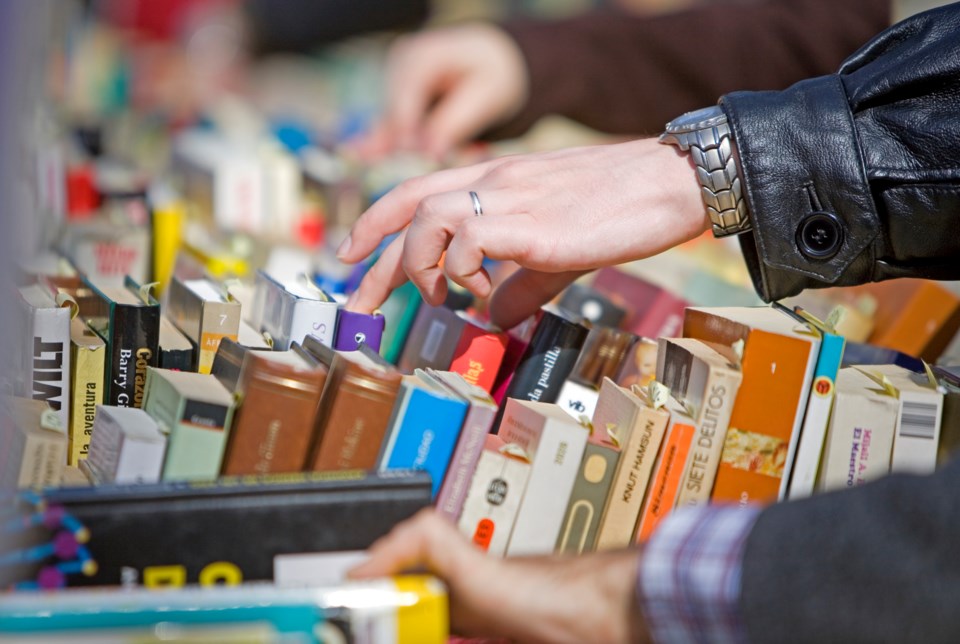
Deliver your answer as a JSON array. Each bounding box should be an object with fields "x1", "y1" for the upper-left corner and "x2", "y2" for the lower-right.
[
  {"x1": 500, "y1": 407, "x2": 589, "y2": 556},
  {"x1": 556, "y1": 380, "x2": 601, "y2": 421},
  {"x1": 115, "y1": 432, "x2": 166, "y2": 484},
  {"x1": 819, "y1": 391, "x2": 897, "y2": 493},
  {"x1": 457, "y1": 450, "x2": 531, "y2": 556},
  {"x1": 26, "y1": 306, "x2": 72, "y2": 433},
  {"x1": 288, "y1": 299, "x2": 339, "y2": 350},
  {"x1": 788, "y1": 388, "x2": 835, "y2": 500}
]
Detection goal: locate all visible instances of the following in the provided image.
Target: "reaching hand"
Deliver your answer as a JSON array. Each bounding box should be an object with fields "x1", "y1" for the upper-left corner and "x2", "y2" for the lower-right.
[
  {"x1": 348, "y1": 508, "x2": 650, "y2": 643},
  {"x1": 355, "y1": 24, "x2": 529, "y2": 160},
  {"x1": 339, "y1": 137, "x2": 708, "y2": 329}
]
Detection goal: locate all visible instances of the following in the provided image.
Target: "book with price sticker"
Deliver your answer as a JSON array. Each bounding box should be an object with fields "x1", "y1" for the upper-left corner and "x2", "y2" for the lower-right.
[
  {"x1": 457, "y1": 435, "x2": 532, "y2": 556},
  {"x1": 166, "y1": 276, "x2": 241, "y2": 373}
]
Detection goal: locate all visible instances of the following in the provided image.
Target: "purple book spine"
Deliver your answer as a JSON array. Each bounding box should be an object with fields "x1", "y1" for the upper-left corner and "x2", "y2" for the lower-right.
[
  {"x1": 435, "y1": 403, "x2": 496, "y2": 521},
  {"x1": 334, "y1": 310, "x2": 386, "y2": 352}
]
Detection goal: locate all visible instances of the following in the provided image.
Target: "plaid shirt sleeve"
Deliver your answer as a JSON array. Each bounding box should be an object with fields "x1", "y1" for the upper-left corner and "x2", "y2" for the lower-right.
[{"x1": 639, "y1": 504, "x2": 763, "y2": 644}]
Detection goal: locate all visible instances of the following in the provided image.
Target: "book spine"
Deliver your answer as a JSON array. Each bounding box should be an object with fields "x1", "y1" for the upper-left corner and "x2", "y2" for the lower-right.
[
  {"x1": 435, "y1": 404, "x2": 497, "y2": 521},
  {"x1": 162, "y1": 397, "x2": 234, "y2": 482},
  {"x1": 787, "y1": 333, "x2": 845, "y2": 500},
  {"x1": 381, "y1": 282, "x2": 422, "y2": 365},
  {"x1": 69, "y1": 340, "x2": 105, "y2": 466},
  {"x1": 27, "y1": 307, "x2": 71, "y2": 433},
  {"x1": 818, "y1": 386, "x2": 897, "y2": 492},
  {"x1": 632, "y1": 290, "x2": 687, "y2": 340},
  {"x1": 309, "y1": 374, "x2": 401, "y2": 472},
  {"x1": 334, "y1": 310, "x2": 386, "y2": 353},
  {"x1": 289, "y1": 299, "x2": 338, "y2": 350},
  {"x1": 398, "y1": 305, "x2": 460, "y2": 374},
  {"x1": 18, "y1": 430, "x2": 67, "y2": 489},
  {"x1": 448, "y1": 326, "x2": 507, "y2": 394},
  {"x1": 556, "y1": 379, "x2": 601, "y2": 421},
  {"x1": 501, "y1": 314, "x2": 588, "y2": 407},
  {"x1": 108, "y1": 305, "x2": 159, "y2": 409},
  {"x1": 457, "y1": 450, "x2": 531, "y2": 556},
  {"x1": 594, "y1": 406, "x2": 669, "y2": 550},
  {"x1": 198, "y1": 301, "x2": 241, "y2": 374},
  {"x1": 556, "y1": 442, "x2": 620, "y2": 554},
  {"x1": 160, "y1": 345, "x2": 194, "y2": 371},
  {"x1": 379, "y1": 390, "x2": 468, "y2": 498},
  {"x1": 635, "y1": 420, "x2": 695, "y2": 543},
  {"x1": 674, "y1": 367, "x2": 741, "y2": 508}
]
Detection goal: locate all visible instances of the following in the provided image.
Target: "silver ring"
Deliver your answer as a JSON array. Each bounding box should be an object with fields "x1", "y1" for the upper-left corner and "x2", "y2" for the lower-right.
[{"x1": 469, "y1": 191, "x2": 483, "y2": 217}]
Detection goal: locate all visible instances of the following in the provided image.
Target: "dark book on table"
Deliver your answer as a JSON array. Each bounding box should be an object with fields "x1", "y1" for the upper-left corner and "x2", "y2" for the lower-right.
[{"x1": 38, "y1": 469, "x2": 433, "y2": 587}]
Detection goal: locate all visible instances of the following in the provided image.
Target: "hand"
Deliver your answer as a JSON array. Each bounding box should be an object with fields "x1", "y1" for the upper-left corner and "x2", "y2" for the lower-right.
[
  {"x1": 348, "y1": 509, "x2": 650, "y2": 643},
  {"x1": 339, "y1": 137, "x2": 709, "y2": 329},
  {"x1": 355, "y1": 24, "x2": 529, "y2": 160}
]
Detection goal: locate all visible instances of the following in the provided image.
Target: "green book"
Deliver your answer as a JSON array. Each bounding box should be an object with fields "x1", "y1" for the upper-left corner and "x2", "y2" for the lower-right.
[
  {"x1": 142, "y1": 368, "x2": 235, "y2": 481},
  {"x1": 379, "y1": 281, "x2": 422, "y2": 365}
]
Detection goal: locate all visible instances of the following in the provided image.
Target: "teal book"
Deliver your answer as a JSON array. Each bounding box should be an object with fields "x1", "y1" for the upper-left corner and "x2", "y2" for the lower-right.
[
  {"x1": 380, "y1": 281, "x2": 423, "y2": 365},
  {"x1": 142, "y1": 367, "x2": 235, "y2": 481},
  {"x1": 782, "y1": 305, "x2": 847, "y2": 500},
  {"x1": 378, "y1": 372, "x2": 469, "y2": 497}
]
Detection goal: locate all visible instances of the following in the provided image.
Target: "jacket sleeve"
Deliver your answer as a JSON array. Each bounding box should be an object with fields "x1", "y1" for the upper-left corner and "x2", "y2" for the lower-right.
[
  {"x1": 739, "y1": 455, "x2": 960, "y2": 643},
  {"x1": 722, "y1": 3, "x2": 960, "y2": 301},
  {"x1": 493, "y1": 0, "x2": 889, "y2": 139}
]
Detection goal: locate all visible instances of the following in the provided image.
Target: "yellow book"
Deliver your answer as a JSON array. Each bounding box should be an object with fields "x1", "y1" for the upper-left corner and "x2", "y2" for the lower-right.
[
  {"x1": 152, "y1": 200, "x2": 185, "y2": 296},
  {"x1": 68, "y1": 318, "x2": 105, "y2": 466}
]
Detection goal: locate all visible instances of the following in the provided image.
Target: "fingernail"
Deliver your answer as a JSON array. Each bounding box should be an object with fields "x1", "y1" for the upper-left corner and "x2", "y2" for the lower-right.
[{"x1": 336, "y1": 234, "x2": 352, "y2": 259}]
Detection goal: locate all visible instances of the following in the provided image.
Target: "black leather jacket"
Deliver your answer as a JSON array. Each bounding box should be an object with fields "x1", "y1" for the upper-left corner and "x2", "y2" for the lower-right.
[{"x1": 722, "y1": 3, "x2": 960, "y2": 302}]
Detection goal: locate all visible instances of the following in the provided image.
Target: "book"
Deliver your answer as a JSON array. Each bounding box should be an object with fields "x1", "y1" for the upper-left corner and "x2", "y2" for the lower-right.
[
  {"x1": 456, "y1": 435, "x2": 532, "y2": 556},
  {"x1": 787, "y1": 311, "x2": 847, "y2": 500},
  {"x1": 1, "y1": 397, "x2": 68, "y2": 490},
  {"x1": 856, "y1": 278, "x2": 960, "y2": 362},
  {"x1": 841, "y1": 340, "x2": 923, "y2": 373},
  {"x1": 377, "y1": 373, "x2": 470, "y2": 498},
  {"x1": 683, "y1": 306, "x2": 820, "y2": 504},
  {"x1": 157, "y1": 314, "x2": 194, "y2": 371},
  {"x1": 255, "y1": 270, "x2": 339, "y2": 350},
  {"x1": 221, "y1": 348, "x2": 328, "y2": 476},
  {"x1": 57, "y1": 214, "x2": 150, "y2": 287},
  {"x1": 379, "y1": 281, "x2": 423, "y2": 365},
  {"x1": 656, "y1": 337, "x2": 742, "y2": 507},
  {"x1": 557, "y1": 326, "x2": 638, "y2": 421},
  {"x1": 498, "y1": 399, "x2": 590, "y2": 556},
  {"x1": 0, "y1": 576, "x2": 448, "y2": 644},
  {"x1": 166, "y1": 277, "x2": 241, "y2": 373},
  {"x1": 557, "y1": 282, "x2": 627, "y2": 328},
  {"x1": 141, "y1": 368, "x2": 236, "y2": 482},
  {"x1": 818, "y1": 368, "x2": 898, "y2": 492},
  {"x1": 84, "y1": 276, "x2": 160, "y2": 409},
  {"x1": 427, "y1": 370, "x2": 499, "y2": 522},
  {"x1": 209, "y1": 337, "x2": 267, "y2": 393},
  {"x1": 333, "y1": 309, "x2": 386, "y2": 352},
  {"x1": 613, "y1": 337, "x2": 659, "y2": 389},
  {"x1": 18, "y1": 283, "x2": 72, "y2": 432},
  {"x1": 593, "y1": 379, "x2": 671, "y2": 550},
  {"x1": 556, "y1": 431, "x2": 620, "y2": 555},
  {"x1": 399, "y1": 305, "x2": 507, "y2": 393},
  {"x1": 858, "y1": 364, "x2": 943, "y2": 476},
  {"x1": 150, "y1": 198, "x2": 184, "y2": 296},
  {"x1": 500, "y1": 308, "x2": 589, "y2": 410},
  {"x1": 68, "y1": 318, "x2": 105, "y2": 465},
  {"x1": 305, "y1": 343, "x2": 403, "y2": 472},
  {"x1": 38, "y1": 469, "x2": 433, "y2": 587},
  {"x1": 635, "y1": 396, "x2": 696, "y2": 543},
  {"x1": 84, "y1": 405, "x2": 166, "y2": 485}
]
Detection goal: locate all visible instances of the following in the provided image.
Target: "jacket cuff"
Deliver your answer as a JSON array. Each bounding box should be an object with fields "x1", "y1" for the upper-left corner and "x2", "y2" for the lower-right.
[{"x1": 721, "y1": 75, "x2": 880, "y2": 301}]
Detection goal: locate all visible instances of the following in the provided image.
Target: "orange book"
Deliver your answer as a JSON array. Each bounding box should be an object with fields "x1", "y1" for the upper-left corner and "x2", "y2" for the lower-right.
[
  {"x1": 682, "y1": 307, "x2": 820, "y2": 504},
  {"x1": 859, "y1": 279, "x2": 960, "y2": 362},
  {"x1": 449, "y1": 321, "x2": 508, "y2": 394},
  {"x1": 635, "y1": 399, "x2": 695, "y2": 543}
]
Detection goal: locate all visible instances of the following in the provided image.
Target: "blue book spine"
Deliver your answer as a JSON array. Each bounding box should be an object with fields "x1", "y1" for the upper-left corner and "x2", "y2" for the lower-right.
[{"x1": 383, "y1": 389, "x2": 468, "y2": 497}]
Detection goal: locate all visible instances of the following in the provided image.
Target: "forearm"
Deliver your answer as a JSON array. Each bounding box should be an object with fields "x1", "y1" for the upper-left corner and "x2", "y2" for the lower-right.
[{"x1": 492, "y1": 0, "x2": 889, "y2": 139}]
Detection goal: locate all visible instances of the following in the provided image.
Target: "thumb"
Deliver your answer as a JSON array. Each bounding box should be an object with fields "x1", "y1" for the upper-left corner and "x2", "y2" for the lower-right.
[{"x1": 423, "y1": 76, "x2": 512, "y2": 158}]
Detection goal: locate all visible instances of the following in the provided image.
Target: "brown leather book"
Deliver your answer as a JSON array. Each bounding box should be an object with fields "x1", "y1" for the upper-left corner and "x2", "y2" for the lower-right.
[
  {"x1": 220, "y1": 346, "x2": 329, "y2": 476},
  {"x1": 305, "y1": 344, "x2": 403, "y2": 472}
]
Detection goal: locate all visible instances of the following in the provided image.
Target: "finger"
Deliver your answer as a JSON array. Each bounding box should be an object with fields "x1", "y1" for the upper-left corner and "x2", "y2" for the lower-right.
[
  {"x1": 345, "y1": 232, "x2": 408, "y2": 313},
  {"x1": 401, "y1": 191, "x2": 481, "y2": 305},
  {"x1": 490, "y1": 267, "x2": 588, "y2": 330},
  {"x1": 338, "y1": 160, "x2": 501, "y2": 264},
  {"x1": 422, "y1": 76, "x2": 506, "y2": 159},
  {"x1": 348, "y1": 509, "x2": 469, "y2": 579}
]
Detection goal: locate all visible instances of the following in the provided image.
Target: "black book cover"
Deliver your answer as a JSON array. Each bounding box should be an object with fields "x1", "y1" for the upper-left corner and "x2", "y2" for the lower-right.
[
  {"x1": 41, "y1": 469, "x2": 433, "y2": 587},
  {"x1": 500, "y1": 308, "x2": 589, "y2": 409},
  {"x1": 84, "y1": 276, "x2": 160, "y2": 408},
  {"x1": 210, "y1": 337, "x2": 268, "y2": 392}
]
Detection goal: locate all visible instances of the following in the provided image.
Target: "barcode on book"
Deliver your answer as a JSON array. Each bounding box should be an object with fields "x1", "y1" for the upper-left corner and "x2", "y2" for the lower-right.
[{"x1": 899, "y1": 401, "x2": 938, "y2": 440}]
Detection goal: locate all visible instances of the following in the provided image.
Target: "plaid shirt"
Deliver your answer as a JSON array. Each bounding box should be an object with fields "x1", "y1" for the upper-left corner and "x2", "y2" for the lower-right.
[{"x1": 639, "y1": 504, "x2": 762, "y2": 644}]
